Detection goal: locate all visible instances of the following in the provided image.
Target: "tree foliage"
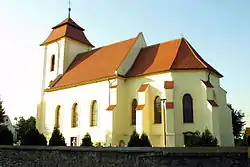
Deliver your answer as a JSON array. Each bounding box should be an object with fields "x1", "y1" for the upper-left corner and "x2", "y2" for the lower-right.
[
  {"x1": 21, "y1": 128, "x2": 47, "y2": 146},
  {"x1": 14, "y1": 116, "x2": 36, "y2": 142},
  {"x1": 228, "y1": 104, "x2": 245, "y2": 139},
  {"x1": 140, "y1": 133, "x2": 152, "y2": 147},
  {"x1": 49, "y1": 128, "x2": 66, "y2": 146},
  {"x1": 184, "y1": 128, "x2": 217, "y2": 147},
  {"x1": 128, "y1": 131, "x2": 152, "y2": 147},
  {"x1": 81, "y1": 133, "x2": 93, "y2": 146},
  {"x1": 127, "y1": 130, "x2": 141, "y2": 147},
  {"x1": 0, "y1": 125, "x2": 13, "y2": 145},
  {"x1": 0, "y1": 99, "x2": 6, "y2": 123},
  {"x1": 200, "y1": 128, "x2": 218, "y2": 147},
  {"x1": 0, "y1": 98, "x2": 13, "y2": 145}
]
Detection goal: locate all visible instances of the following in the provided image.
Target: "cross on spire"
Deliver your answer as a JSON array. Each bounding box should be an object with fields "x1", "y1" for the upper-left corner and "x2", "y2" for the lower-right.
[
  {"x1": 180, "y1": 33, "x2": 184, "y2": 38},
  {"x1": 68, "y1": 0, "x2": 71, "y2": 18}
]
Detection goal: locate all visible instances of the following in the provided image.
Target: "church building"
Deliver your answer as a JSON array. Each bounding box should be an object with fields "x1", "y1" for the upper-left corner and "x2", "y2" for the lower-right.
[{"x1": 36, "y1": 15, "x2": 234, "y2": 147}]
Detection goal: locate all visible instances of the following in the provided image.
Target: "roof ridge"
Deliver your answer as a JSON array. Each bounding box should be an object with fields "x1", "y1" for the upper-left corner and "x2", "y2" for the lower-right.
[
  {"x1": 52, "y1": 18, "x2": 84, "y2": 31},
  {"x1": 169, "y1": 38, "x2": 184, "y2": 69},
  {"x1": 183, "y1": 39, "x2": 208, "y2": 68},
  {"x1": 141, "y1": 37, "x2": 183, "y2": 50}
]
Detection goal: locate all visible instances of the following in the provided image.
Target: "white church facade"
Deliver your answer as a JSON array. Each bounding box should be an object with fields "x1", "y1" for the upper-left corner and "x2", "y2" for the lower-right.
[{"x1": 36, "y1": 16, "x2": 234, "y2": 147}]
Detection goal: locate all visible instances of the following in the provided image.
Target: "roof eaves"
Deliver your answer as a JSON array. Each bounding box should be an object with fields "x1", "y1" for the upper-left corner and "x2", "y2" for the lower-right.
[
  {"x1": 46, "y1": 75, "x2": 117, "y2": 92},
  {"x1": 184, "y1": 39, "x2": 223, "y2": 78}
]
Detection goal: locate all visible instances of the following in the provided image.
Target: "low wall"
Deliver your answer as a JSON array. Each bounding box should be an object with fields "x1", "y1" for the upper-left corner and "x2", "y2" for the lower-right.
[{"x1": 0, "y1": 146, "x2": 248, "y2": 167}]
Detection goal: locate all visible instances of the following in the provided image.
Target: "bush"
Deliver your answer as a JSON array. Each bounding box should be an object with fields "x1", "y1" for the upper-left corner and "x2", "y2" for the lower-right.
[
  {"x1": 21, "y1": 128, "x2": 47, "y2": 146},
  {"x1": 0, "y1": 125, "x2": 13, "y2": 145},
  {"x1": 81, "y1": 133, "x2": 92, "y2": 146},
  {"x1": 127, "y1": 131, "x2": 152, "y2": 147},
  {"x1": 200, "y1": 128, "x2": 218, "y2": 147},
  {"x1": 184, "y1": 129, "x2": 218, "y2": 147},
  {"x1": 127, "y1": 130, "x2": 141, "y2": 147},
  {"x1": 49, "y1": 128, "x2": 66, "y2": 146},
  {"x1": 140, "y1": 133, "x2": 152, "y2": 147}
]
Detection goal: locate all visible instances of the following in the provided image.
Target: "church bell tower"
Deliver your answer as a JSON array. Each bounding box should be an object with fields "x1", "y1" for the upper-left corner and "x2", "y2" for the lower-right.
[
  {"x1": 36, "y1": 4, "x2": 94, "y2": 134},
  {"x1": 40, "y1": 15, "x2": 94, "y2": 91}
]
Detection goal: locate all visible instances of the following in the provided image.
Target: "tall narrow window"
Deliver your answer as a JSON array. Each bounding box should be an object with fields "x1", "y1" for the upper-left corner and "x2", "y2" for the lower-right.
[
  {"x1": 55, "y1": 105, "x2": 61, "y2": 128},
  {"x1": 71, "y1": 103, "x2": 78, "y2": 128},
  {"x1": 90, "y1": 100, "x2": 98, "y2": 127},
  {"x1": 183, "y1": 94, "x2": 194, "y2": 123},
  {"x1": 50, "y1": 54, "x2": 55, "y2": 71},
  {"x1": 154, "y1": 96, "x2": 162, "y2": 123},
  {"x1": 131, "y1": 99, "x2": 138, "y2": 125}
]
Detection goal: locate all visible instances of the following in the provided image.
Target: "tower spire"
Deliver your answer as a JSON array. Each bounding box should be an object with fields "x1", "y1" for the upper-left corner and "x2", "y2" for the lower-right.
[{"x1": 68, "y1": 0, "x2": 71, "y2": 18}]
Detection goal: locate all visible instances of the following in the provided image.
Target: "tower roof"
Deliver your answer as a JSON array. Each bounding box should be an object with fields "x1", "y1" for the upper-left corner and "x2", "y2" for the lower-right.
[{"x1": 40, "y1": 17, "x2": 94, "y2": 47}]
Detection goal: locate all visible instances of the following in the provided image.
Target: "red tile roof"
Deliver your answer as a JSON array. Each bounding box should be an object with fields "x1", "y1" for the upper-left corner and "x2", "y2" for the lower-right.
[
  {"x1": 106, "y1": 105, "x2": 116, "y2": 111},
  {"x1": 51, "y1": 34, "x2": 140, "y2": 89},
  {"x1": 45, "y1": 29, "x2": 223, "y2": 91},
  {"x1": 41, "y1": 18, "x2": 94, "y2": 47},
  {"x1": 201, "y1": 80, "x2": 214, "y2": 88},
  {"x1": 136, "y1": 105, "x2": 145, "y2": 110},
  {"x1": 126, "y1": 38, "x2": 223, "y2": 77},
  {"x1": 164, "y1": 81, "x2": 174, "y2": 89},
  {"x1": 137, "y1": 84, "x2": 149, "y2": 92},
  {"x1": 208, "y1": 100, "x2": 218, "y2": 107}
]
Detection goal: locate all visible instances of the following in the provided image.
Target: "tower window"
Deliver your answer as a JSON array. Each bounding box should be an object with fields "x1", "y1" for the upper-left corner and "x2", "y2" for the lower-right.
[{"x1": 50, "y1": 54, "x2": 55, "y2": 71}]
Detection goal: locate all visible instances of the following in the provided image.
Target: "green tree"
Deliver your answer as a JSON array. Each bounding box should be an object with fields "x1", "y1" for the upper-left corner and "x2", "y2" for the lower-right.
[
  {"x1": 21, "y1": 128, "x2": 47, "y2": 146},
  {"x1": 140, "y1": 133, "x2": 152, "y2": 147},
  {"x1": 228, "y1": 104, "x2": 245, "y2": 139},
  {"x1": 49, "y1": 128, "x2": 66, "y2": 146},
  {"x1": 0, "y1": 98, "x2": 6, "y2": 123},
  {"x1": 200, "y1": 128, "x2": 218, "y2": 147},
  {"x1": 81, "y1": 133, "x2": 93, "y2": 146},
  {"x1": 0, "y1": 126, "x2": 13, "y2": 145},
  {"x1": 14, "y1": 116, "x2": 36, "y2": 142},
  {"x1": 0, "y1": 98, "x2": 13, "y2": 145},
  {"x1": 127, "y1": 130, "x2": 141, "y2": 147}
]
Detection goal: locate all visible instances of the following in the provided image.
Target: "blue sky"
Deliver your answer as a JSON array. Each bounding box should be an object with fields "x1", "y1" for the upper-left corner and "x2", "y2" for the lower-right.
[{"x1": 0, "y1": 0, "x2": 249, "y2": 126}]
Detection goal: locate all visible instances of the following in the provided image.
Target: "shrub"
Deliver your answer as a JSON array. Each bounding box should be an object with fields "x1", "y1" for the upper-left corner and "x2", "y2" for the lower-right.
[
  {"x1": 21, "y1": 128, "x2": 47, "y2": 146},
  {"x1": 81, "y1": 133, "x2": 92, "y2": 146},
  {"x1": 0, "y1": 125, "x2": 13, "y2": 145},
  {"x1": 127, "y1": 131, "x2": 152, "y2": 147},
  {"x1": 184, "y1": 129, "x2": 218, "y2": 147},
  {"x1": 127, "y1": 130, "x2": 141, "y2": 147},
  {"x1": 49, "y1": 128, "x2": 66, "y2": 146},
  {"x1": 140, "y1": 133, "x2": 152, "y2": 147},
  {"x1": 200, "y1": 128, "x2": 218, "y2": 147}
]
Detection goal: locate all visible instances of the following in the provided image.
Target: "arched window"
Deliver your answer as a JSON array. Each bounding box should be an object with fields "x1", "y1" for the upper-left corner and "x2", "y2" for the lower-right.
[
  {"x1": 71, "y1": 103, "x2": 78, "y2": 128},
  {"x1": 90, "y1": 100, "x2": 98, "y2": 127},
  {"x1": 183, "y1": 94, "x2": 194, "y2": 123},
  {"x1": 154, "y1": 96, "x2": 162, "y2": 123},
  {"x1": 131, "y1": 99, "x2": 138, "y2": 125},
  {"x1": 50, "y1": 54, "x2": 55, "y2": 71},
  {"x1": 55, "y1": 105, "x2": 61, "y2": 128}
]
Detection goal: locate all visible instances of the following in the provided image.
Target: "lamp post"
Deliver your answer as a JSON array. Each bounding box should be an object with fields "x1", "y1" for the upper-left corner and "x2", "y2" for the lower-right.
[{"x1": 161, "y1": 98, "x2": 167, "y2": 147}]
